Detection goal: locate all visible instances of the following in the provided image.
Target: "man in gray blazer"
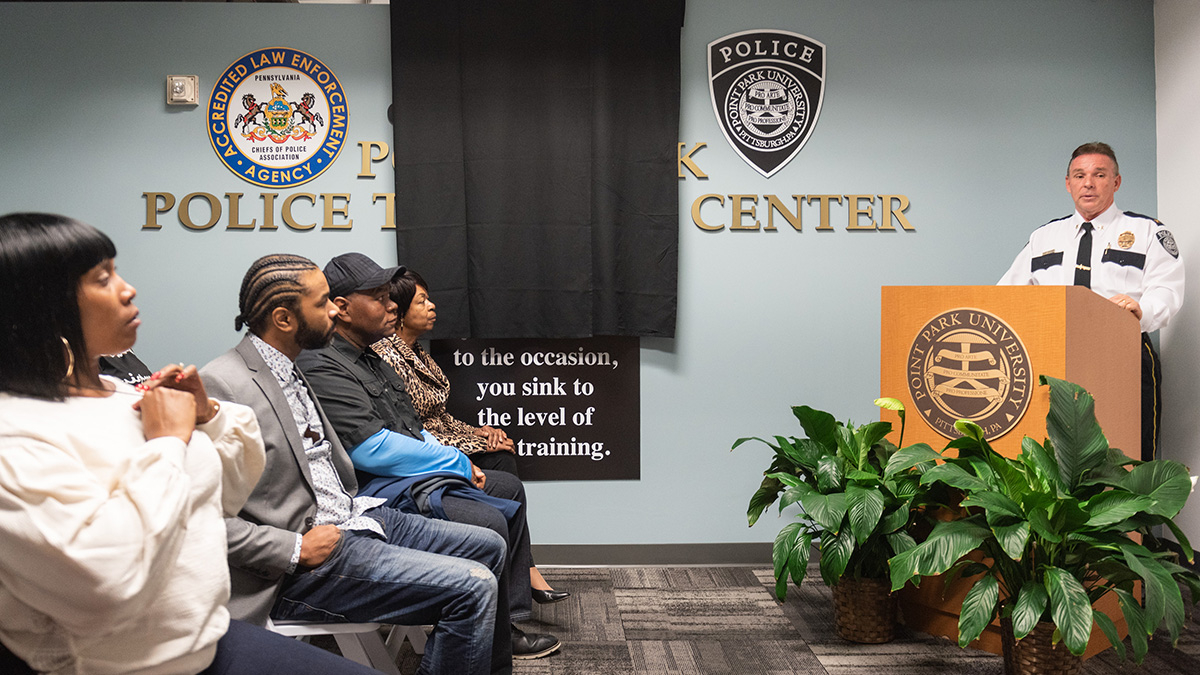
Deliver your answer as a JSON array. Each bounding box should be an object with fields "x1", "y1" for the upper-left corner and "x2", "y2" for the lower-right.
[{"x1": 201, "y1": 254, "x2": 512, "y2": 675}]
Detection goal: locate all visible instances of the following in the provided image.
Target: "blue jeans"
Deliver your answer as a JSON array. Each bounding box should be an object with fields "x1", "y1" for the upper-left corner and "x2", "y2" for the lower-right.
[{"x1": 272, "y1": 506, "x2": 510, "y2": 675}]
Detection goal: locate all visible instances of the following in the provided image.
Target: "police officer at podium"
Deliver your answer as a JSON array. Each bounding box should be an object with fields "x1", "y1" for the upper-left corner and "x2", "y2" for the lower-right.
[{"x1": 999, "y1": 142, "x2": 1184, "y2": 462}]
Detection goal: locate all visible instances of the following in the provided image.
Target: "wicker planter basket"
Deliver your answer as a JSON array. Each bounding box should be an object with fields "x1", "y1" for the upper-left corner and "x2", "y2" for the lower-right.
[
  {"x1": 1000, "y1": 618, "x2": 1083, "y2": 675},
  {"x1": 831, "y1": 576, "x2": 897, "y2": 643}
]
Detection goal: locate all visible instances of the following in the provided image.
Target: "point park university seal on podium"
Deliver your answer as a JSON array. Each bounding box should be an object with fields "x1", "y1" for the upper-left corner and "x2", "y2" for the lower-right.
[{"x1": 907, "y1": 309, "x2": 1032, "y2": 441}]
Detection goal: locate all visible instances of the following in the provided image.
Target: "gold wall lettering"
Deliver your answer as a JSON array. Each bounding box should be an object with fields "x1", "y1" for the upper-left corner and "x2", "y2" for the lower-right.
[
  {"x1": 690, "y1": 193, "x2": 914, "y2": 232},
  {"x1": 139, "y1": 140, "x2": 401, "y2": 231},
  {"x1": 357, "y1": 140, "x2": 394, "y2": 178},
  {"x1": 142, "y1": 191, "x2": 380, "y2": 231},
  {"x1": 679, "y1": 141, "x2": 916, "y2": 233},
  {"x1": 140, "y1": 140, "x2": 915, "y2": 233}
]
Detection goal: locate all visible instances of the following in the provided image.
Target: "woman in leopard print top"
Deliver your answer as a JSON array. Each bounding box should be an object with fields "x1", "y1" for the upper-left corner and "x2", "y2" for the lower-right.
[{"x1": 371, "y1": 269, "x2": 570, "y2": 605}]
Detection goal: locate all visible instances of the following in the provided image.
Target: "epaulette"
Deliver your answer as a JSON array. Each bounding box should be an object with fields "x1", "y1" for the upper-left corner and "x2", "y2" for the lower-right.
[
  {"x1": 1034, "y1": 214, "x2": 1072, "y2": 231},
  {"x1": 1124, "y1": 210, "x2": 1163, "y2": 226}
]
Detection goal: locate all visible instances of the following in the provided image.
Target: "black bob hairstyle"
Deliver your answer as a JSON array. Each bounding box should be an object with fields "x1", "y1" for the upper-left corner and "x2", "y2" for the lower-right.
[
  {"x1": 0, "y1": 213, "x2": 117, "y2": 400},
  {"x1": 388, "y1": 268, "x2": 430, "y2": 321}
]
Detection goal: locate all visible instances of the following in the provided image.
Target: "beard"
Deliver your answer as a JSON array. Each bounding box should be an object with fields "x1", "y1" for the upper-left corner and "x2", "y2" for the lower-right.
[{"x1": 295, "y1": 313, "x2": 336, "y2": 351}]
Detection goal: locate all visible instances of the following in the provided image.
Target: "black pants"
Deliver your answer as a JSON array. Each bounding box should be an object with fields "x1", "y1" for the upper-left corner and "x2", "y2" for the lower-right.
[
  {"x1": 0, "y1": 620, "x2": 378, "y2": 675},
  {"x1": 0, "y1": 640, "x2": 33, "y2": 675},
  {"x1": 471, "y1": 449, "x2": 521, "y2": 477},
  {"x1": 1142, "y1": 332, "x2": 1162, "y2": 462},
  {"x1": 442, "y1": 468, "x2": 534, "y2": 623}
]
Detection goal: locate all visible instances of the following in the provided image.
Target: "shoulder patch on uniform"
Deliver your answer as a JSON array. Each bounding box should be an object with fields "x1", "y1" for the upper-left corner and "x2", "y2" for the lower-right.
[
  {"x1": 1156, "y1": 230, "x2": 1180, "y2": 258},
  {"x1": 1124, "y1": 210, "x2": 1163, "y2": 225}
]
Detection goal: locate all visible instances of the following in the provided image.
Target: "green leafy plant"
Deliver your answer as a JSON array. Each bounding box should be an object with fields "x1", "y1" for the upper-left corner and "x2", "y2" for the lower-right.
[
  {"x1": 734, "y1": 398, "x2": 942, "y2": 599},
  {"x1": 888, "y1": 375, "x2": 1200, "y2": 663}
]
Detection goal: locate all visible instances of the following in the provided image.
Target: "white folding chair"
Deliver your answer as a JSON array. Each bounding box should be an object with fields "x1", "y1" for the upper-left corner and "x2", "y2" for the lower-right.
[
  {"x1": 386, "y1": 625, "x2": 428, "y2": 657},
  {"x1": 266, "y1": 618, "x2": 400, "y2": 675}
]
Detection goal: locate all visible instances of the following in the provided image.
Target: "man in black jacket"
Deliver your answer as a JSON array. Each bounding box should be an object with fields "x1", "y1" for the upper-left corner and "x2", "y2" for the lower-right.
[{"x1": 297, "y1": 252, "x2": 559, "y2": 661}]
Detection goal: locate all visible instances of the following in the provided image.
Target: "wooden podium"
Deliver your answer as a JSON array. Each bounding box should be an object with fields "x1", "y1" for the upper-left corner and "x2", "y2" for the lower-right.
[{"x1": 880, "y1": 285, "x2": 1141, "y2": 657}]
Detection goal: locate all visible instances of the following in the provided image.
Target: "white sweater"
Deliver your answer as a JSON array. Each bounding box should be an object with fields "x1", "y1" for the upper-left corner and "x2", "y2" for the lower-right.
[{"x1": 0, "y1": 378, "x2": 265, "y2": 674}]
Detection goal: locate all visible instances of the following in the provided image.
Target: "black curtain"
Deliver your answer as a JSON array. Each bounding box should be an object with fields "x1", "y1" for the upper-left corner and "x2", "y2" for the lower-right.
[{"x1": 391, "y1": 0, "x2": 683, "y2": 338}]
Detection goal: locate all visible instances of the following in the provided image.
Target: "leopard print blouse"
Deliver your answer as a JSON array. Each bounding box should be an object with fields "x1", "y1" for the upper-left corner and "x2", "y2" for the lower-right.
[{"x1": 371, "y1": 335, "x2": 488, "y2": 454}]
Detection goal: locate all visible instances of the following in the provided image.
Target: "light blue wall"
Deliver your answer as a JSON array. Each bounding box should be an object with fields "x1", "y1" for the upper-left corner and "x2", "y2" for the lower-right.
[
  {"x1": 0, "y1": 1, "x2": 1157, "y2": 546},
  {"x1": 0, "y1": 2, "x2": 398, "y2": 368}
]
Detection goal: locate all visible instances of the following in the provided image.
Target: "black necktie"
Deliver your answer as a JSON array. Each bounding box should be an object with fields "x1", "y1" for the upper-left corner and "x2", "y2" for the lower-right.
[{"x1": 1074, "y1": 221, "x2": 1093, "y2": 288}]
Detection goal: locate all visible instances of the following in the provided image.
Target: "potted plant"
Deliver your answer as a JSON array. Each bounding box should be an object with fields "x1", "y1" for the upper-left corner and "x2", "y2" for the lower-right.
[
  {"x1": 888, "y1": 375, "x2": 1200, "y2": 672},
  {"x1": 734, "y1": 397, "x2": 942, "y2": 643}
]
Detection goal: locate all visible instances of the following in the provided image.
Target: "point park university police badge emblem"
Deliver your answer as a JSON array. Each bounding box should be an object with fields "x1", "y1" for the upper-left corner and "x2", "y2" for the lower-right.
[
  {"x1": 209, "y1": 48, "x2": 348, "y2": 189},
  {"x1": 708, "y1": 30, "x2": 826, "y2": 178},
  {"x1": 907, "y1": 309, "x2": 1032, "y2": 441}
]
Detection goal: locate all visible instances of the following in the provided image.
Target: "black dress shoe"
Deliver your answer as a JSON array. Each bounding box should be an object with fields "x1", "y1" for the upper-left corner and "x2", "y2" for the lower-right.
[
  {"x1": 512, "y1": 625, "x2": 561, "y2": 660},
  {"x1": 532, "y1": 588, "x2": 571, "y2": 604}
]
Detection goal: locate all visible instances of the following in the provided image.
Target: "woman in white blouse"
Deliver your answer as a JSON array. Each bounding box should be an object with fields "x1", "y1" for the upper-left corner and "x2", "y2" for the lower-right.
[{"x1": 0, "y1": 213, "x2": 376, "y2": 675}]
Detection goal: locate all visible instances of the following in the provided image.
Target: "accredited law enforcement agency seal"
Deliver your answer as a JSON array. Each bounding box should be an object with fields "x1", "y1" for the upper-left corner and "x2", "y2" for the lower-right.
[
  {"x1": 208, "y1": 47, "x2": 348, "y2": 188},
  {"x1": 907, "y1": 308, "x2": 1032, "y2": 441}
]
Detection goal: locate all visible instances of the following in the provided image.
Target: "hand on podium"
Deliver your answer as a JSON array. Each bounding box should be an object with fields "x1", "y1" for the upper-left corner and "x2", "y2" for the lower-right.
[{"x1": 1108, "y1": 293, "x2": 1143, "y2": 320}]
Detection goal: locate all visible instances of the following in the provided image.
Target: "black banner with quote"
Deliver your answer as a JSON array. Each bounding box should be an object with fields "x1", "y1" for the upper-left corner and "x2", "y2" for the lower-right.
[{"x1": 429, "y1": 336, "x2": 640, "y2": 480}]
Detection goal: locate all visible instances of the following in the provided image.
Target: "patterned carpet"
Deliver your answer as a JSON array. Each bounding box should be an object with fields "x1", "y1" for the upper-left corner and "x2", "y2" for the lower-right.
[{"x1": 375, "y1": 565, "x2": 1200, "y2": 674}]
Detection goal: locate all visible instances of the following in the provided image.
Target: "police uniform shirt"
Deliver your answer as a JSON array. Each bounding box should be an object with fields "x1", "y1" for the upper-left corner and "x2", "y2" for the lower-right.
[{"x1": 998, "y1": 203, "x2": 1184, "y2": 333}]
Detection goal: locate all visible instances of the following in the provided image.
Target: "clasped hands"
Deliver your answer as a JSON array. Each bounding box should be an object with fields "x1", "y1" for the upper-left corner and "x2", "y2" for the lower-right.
[
  {"x1": 474, "y1": 424, "x2": 515, "y2": 453},
  {"x1": 134, "y1": 364, "x2": 220, "y2": 444}
]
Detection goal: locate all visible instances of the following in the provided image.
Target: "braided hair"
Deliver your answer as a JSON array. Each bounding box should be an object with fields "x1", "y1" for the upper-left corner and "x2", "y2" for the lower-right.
[{"x1": 235, "y1": 254, "x2": 318, "y2": 334}]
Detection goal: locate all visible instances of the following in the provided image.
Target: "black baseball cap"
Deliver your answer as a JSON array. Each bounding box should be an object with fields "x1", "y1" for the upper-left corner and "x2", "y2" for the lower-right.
[{"x1": 324, "y1": 252, "x2": 405, "y2": 298}]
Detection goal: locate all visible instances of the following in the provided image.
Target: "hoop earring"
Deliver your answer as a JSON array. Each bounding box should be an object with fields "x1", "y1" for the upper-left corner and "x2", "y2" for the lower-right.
[{"x1": 61, "y1": 336, "x2": 75, "y2": 381}]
